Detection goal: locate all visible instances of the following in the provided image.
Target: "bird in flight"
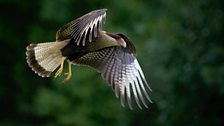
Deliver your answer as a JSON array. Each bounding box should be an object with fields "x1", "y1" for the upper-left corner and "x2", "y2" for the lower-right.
[{"x1": 26, "y1": 9, "x2": 152, "y2": 109}]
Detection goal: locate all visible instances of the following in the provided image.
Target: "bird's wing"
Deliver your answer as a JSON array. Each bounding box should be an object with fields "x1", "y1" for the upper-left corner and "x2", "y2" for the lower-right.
[
  {"x1": 56, "y1": 9, "x2": 107, "y2": 46},
  {"x1": 75, "y1": 46, "x2": 152, "y2": 110}
]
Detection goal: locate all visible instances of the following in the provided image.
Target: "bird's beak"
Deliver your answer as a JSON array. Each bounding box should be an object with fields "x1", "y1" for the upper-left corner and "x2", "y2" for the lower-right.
[{"x1": 117, "y1": 38, "x2": 126, "y2": 48}]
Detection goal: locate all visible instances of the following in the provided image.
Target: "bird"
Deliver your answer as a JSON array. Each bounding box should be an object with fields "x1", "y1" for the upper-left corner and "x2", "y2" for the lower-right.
[{"x1": 26, "y1": 9, "x2": 152, "y2": 109}]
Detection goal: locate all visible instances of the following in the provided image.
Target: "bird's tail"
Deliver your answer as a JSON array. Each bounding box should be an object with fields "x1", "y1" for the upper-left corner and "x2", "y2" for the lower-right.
[{"x1": 26, "y1": 40, "x2": 69, "y2": 77}]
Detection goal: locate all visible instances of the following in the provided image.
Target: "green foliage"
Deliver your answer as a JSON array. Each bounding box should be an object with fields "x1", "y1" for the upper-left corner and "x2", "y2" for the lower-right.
[{"x1": 0, "y1": 0, "x2": 223, "y2": 126}]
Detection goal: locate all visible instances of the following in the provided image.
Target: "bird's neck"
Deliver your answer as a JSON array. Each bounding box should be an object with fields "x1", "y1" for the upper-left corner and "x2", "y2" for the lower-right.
[{"x1": 87, "y1": 31, "x2": 118, "y2": 51}]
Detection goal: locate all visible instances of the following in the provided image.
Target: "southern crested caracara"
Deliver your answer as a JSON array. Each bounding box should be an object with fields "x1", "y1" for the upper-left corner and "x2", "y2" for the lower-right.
[{"x1": 26, "y1": 9, "x2": 152, "y2": 109}]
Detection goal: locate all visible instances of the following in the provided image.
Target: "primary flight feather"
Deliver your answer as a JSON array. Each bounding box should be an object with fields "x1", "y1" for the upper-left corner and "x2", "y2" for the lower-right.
[{"x1": 26, "y1": 9, "x2": 152, "y2": 109}]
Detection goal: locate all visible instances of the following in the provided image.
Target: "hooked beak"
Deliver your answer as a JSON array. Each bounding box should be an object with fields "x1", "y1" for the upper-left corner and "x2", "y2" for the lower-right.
[{"x1": 117, "y1": 38, "x2": 126, "y2": 48}]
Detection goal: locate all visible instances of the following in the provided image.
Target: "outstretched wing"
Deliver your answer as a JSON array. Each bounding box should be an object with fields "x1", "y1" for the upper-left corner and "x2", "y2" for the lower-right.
[
  {"x1": 56, "y1": 9, "x2": 107, "y2": 46},
  {"x1": 75, "y1": 46, "x2": 152, "y2": 109}
]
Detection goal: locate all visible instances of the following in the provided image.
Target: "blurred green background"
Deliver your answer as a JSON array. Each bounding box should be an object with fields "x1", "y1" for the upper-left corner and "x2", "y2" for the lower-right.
[{"x1": 0, "y1": 0, "x2": 224, "y2": 126}]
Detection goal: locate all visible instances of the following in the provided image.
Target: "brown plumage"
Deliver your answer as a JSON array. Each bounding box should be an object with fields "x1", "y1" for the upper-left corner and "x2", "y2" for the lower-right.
[{"x1": 26, "y1": 9, "x2": 152, "y2": 109}]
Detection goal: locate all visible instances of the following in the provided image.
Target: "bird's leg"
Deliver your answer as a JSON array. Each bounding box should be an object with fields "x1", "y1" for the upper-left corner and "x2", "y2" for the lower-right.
[
  {"x1": 64, "y1": 61, "x2": 72, "y2": 81},
  {"x1": 54, "y1": 57, "x2": 65, "y2": 78}
]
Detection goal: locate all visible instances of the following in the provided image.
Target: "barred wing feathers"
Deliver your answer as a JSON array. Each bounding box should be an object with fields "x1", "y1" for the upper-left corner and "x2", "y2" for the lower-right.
[
  {"x1": 56, "y1": 9, "x2": 107, "y2": 46},
  {"x1": 76, "y1": 47, "x2": 152, "y2": 109}
]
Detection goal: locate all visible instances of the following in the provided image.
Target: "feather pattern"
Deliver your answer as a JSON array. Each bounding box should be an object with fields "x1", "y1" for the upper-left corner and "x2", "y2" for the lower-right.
[
  {"x1": 56, "y1": 9, "x2": 107, "y2": 46},
  {"x1": 75, "y1": 47, "x2": 152, "y2": 109}
]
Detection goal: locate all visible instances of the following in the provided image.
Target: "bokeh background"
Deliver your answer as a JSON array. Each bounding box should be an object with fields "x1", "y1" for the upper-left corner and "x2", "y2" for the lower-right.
[{"x1": 0, "y1": 0, "x2": 224, "y2": 126}]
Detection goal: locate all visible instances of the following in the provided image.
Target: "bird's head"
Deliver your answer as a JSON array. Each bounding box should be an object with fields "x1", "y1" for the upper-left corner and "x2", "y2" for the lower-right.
[
  {"x1": 115, "y1": 37, "x2": 126, "y2": 48},
  {"x1": 105, "y1": 32, "x2": 127, "y2": 48}
]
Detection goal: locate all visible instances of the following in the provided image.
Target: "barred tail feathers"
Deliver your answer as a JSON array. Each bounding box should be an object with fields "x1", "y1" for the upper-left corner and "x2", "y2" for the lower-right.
[{"x1": 26, "y1": 41, "x2": 69, "y2": 77}]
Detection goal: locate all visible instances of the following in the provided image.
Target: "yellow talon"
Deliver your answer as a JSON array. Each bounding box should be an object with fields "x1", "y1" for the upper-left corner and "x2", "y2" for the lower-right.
[
  {"x1": 64, "y1": 61, "x2": 72, "y2": 81},
  {"x1": 54, "y1": 57, "x2": 65, "y2": 78}
]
